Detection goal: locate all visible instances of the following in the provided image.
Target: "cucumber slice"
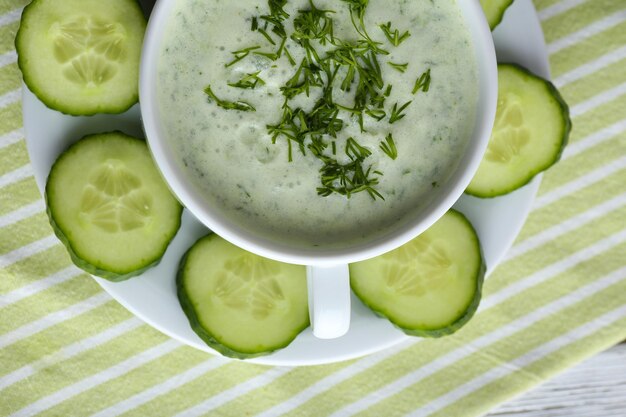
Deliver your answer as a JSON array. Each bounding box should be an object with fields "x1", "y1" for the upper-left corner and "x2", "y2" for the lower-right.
[
  {"x1": 177, "y1": 234, "x2": 309, "y2": 359},
  {"x1": 350, "y1": 210, "x2": 485, "y2": 337},
  {"x1": 466, "y1": 64, "x2": 571, "y2": 198},
  {"x1": 16, "y1": 0, "x2": 146, "y2": 115},
  {"x1": 480, "y1": 0, "x2": 514, "y2": 30},
  {"x1": 46, "y1": 132, "x2": 182, "y2": 281}
]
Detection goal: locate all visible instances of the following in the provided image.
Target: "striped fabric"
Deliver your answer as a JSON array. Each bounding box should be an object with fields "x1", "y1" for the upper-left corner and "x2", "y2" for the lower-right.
[{"x1": 2, "y1": 0, "x2": 626, "y2": 415}]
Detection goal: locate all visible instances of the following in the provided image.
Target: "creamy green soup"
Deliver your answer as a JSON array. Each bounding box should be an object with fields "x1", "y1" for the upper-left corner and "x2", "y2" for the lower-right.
[{"x1": 158, "y1": 0, "x2": 478, "y2": 248}]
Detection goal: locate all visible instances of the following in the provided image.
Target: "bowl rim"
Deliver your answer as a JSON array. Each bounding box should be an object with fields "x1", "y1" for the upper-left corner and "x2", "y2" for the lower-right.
[{"x1": 139, "y1": 0, "x2": 497, "y2": 266}]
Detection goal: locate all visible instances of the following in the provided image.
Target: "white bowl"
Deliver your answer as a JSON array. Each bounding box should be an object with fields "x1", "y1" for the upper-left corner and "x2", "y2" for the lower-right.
[{"x1": 139, "y1": 0, "x2": 497, "y2": 266}]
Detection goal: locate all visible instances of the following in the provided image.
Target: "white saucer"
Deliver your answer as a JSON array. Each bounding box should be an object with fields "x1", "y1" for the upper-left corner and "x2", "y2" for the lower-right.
[{"x1": 23, "y1": 0, "x2": 548, "y2": 366}]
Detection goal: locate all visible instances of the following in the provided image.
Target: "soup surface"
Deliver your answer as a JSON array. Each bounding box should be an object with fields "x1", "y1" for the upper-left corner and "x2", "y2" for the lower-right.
[{"x1": 158, "y1": 0, "x2": 478, "y2": 247}]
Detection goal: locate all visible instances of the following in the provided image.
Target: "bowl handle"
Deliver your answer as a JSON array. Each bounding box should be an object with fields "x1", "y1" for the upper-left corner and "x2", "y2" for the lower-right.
[{"x1": 306, "y1": 264, "x2": 351, "y2": 339}]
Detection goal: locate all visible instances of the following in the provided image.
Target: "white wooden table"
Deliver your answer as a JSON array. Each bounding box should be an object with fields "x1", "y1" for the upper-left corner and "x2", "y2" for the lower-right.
[{"x1": 487, "y1": 343, "x2": 626, "y2": 416}]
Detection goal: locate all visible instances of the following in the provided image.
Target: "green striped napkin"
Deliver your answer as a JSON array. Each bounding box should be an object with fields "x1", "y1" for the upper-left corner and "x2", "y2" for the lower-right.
[{"x1": 2, "y1": 0, "x2": 626, "y2": 416}]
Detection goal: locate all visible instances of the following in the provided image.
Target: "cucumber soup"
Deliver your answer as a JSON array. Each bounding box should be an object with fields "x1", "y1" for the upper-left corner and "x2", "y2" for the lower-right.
[{"x1": 158, "y1": 0, "x2": 478, "y2": 248}]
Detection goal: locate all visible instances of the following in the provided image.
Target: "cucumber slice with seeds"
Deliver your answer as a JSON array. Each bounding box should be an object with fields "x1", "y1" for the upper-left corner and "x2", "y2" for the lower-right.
[
  {"x1": 466, "y1": 64, "x2": 570, "y2": 198},
  {"x1": 480, "y1": 0, "x2": 514, "y2": 30},
  {"x1": 46, "y1": 132, "x2": 182, "y2": 281},
  {"x1": 177, "y1": 234, "x2": 309, "y2": 359},
  {"x1": 16, "y1": 0, "x2": 146, "y2": 115},
  {"x1": 350, "y1": 210, "x2": 484, "y2": 337}
]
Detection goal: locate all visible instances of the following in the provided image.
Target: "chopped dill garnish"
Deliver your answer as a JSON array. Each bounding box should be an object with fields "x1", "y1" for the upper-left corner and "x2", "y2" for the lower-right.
[
  {"x1": 387, "y1": 61, "x2": 408, "y2": 73},
  {"x1": 204, "y1": 85, "x2": 256, "y2": 112},
  {"x1": 379, "y1": 21, "x2": 411, "y2": 46},
  {"x1": 379, "y1": 133, "x2": 398, "y2": 159},
  {"x1": 413, "y1": 68, "x2": 431, "y2": 94},
  {"x1": 389, "y1": 100, "x2": 412, "y2": 124},
  {"x1": 227, "y1": 71, "x2": 265, "y2": 89},
  {"x1": 317, "y1": 137, "x2": 383, "y2": 200},
  {"x1": 291, "y1": 1, "x2": 335, "y2": 45},
  {"x1": 225, "y1": 46, "x2": 261, "y2": 67}
]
